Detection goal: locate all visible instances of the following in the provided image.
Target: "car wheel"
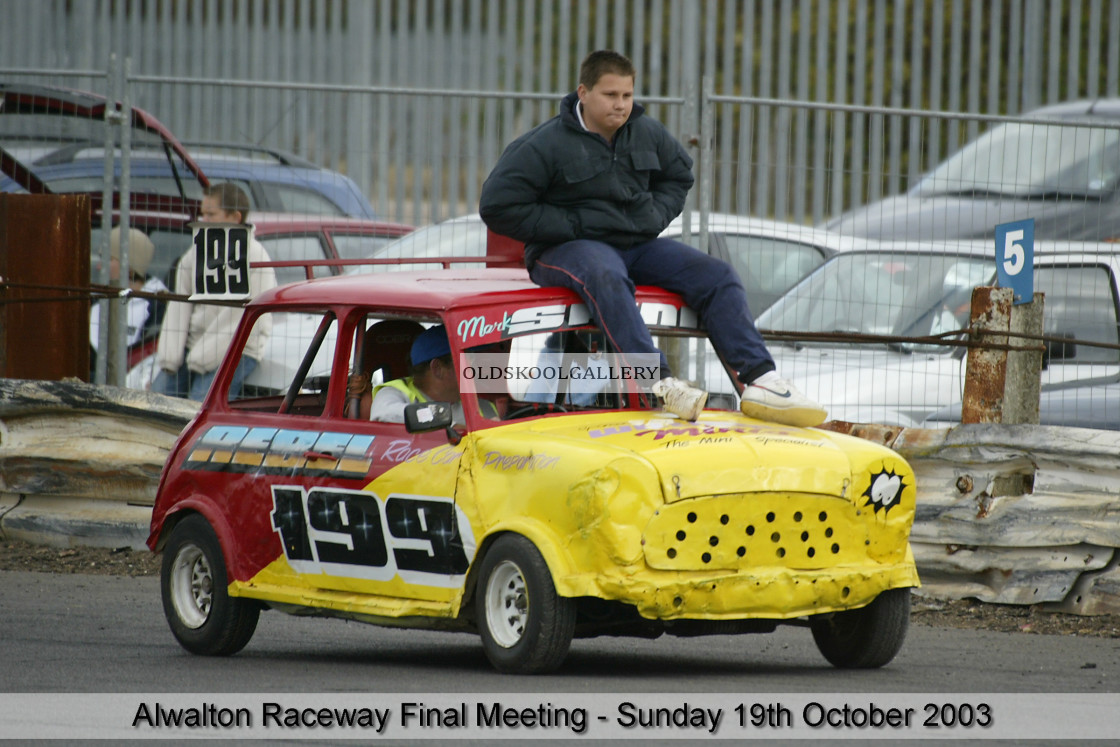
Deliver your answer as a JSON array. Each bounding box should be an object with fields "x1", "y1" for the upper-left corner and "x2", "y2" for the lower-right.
[
  {"x1": 475, "y1": 534, "x2": 576, "y2": 674},
  {"x1": 160, "y1": 514, "x2": 259, "y2": 656},
  {"x1": 810, "y1": 587, "x2": 910, "y2": 668}
]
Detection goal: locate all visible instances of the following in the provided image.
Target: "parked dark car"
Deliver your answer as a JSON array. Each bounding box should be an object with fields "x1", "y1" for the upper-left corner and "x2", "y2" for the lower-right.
[
  {"x1": 0, "y1": 81, "x2": 206, "y2": 219},
  {"x1": 11, "y1": 139, "x2": 377, "y2": 220},
  {"x1": 1, "y1": 84, "x2": 376, "y2": 220},
  {"x1": 825, "y1": 99, "x2": 1120, "y2": 242}
]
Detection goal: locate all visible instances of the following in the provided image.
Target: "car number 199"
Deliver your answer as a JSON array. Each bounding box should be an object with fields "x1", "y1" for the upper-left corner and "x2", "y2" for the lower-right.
[{"x1": 271, "y1": 486, "x2": 474, "y2": 585}]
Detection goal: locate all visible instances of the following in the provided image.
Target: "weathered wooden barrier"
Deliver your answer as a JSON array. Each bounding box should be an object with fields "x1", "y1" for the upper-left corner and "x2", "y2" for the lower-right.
[
  {"x1": 0, "y1": 379, "x2": 198, "y2": 548},
  {"x1": 3, "y1": 379, "x2": 1119, "y2": 614}
]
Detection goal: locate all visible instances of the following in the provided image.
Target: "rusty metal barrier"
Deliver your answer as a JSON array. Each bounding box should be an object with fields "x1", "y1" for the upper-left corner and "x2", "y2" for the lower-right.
[
  {"x1": 3, "y1": 378, "x2": 1120, "y2": 616},
  {"x1": 0, "y1": 194, "x2": 91, "y2": 380}
]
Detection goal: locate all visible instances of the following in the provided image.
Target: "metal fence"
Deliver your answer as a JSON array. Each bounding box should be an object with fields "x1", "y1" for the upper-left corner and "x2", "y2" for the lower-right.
[
  {"x1": 3, "y1": 0, "x2": 1120, "y2": 427},
  {"x1": 4, "y1": 0, "x2": 1120, "y2": 225}
]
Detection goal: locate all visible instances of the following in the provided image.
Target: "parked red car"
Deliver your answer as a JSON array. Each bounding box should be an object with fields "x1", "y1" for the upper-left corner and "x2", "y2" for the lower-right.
[{"x1": 113, "y1": 213, "x2": 415, "y2": 376}]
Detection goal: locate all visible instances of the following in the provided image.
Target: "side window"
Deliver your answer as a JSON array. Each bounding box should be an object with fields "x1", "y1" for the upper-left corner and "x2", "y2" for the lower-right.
[
  {"x1": 1037, "y1": 265, "x2": 1120, "y2": 364},
  {"x1": 345, "y1": 315, "x2": 427, "y2": 420},
  {"x1": 720, "y1": 235, "x2": 827, "y2": 314},
  {"x1": 230, "y1": 310, "x2": 338, "y2": 416},
  {"x1": 331, "y1": 234, "x2": 394, "y2": 261},
  {"x1": 258, "y1": 235, "x2": 332, "y2": 285},
  {"x1": 273, "y1": 184, "x2": 346, "y2": 217}
]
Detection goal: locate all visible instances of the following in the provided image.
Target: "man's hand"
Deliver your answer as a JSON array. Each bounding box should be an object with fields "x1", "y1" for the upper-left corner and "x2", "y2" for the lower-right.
[{"x1": 347, "y1": 372, "x2": 371, "y2": 398}]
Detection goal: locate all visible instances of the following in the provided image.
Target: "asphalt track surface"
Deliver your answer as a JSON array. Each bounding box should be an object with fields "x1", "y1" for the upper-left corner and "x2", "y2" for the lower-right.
[{"x1": 4, "y1": 570, "x2": 1118, "y2": 693}]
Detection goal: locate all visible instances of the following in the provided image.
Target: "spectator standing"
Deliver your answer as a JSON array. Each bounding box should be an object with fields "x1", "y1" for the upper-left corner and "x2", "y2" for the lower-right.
[
  {"x1": 90, "y1": 226, "x2": 168, "y2": 379},
  {"x1": 153, "y1": 183, "x2": 277, "y2": 401}
]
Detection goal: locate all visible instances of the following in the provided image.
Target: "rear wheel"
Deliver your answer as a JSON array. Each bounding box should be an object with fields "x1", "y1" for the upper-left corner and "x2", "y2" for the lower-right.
[
  {"x1": 810, "y1": 587, "x2": 910, "y2": 668},
  {"x1": 160, "y1": 514, "x2": 259, "y2": 656},
  {"x1": 475, "y1": 534, "x2": 575, "y2": 674}
]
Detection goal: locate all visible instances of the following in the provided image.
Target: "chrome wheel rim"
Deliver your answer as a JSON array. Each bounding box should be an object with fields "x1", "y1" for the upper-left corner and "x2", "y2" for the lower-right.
[
  {"x1": 485, "y1": 559, "x2": 528, "y2": 648},
  {"x1": 170, "y1": 543, "x2": 213, "y2": 629}
]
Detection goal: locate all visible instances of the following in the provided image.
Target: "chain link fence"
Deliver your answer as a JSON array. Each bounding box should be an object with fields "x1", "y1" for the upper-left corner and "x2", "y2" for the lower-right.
[{"x1": 3, "y1": 0, "x2": 1120, "y2": 426}]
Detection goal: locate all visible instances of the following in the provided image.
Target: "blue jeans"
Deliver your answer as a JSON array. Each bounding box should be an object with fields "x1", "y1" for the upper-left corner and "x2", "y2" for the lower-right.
[
  {"x1": 152, "y1": 356, "x2": 259, "y2": 401},
  {"x1": 529, "y1": 238, "x2": 775, "y2": 383}
]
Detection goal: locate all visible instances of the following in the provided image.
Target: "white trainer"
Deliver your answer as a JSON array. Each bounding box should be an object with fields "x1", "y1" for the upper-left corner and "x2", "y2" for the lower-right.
[
  {"x1": 652, "y1": 377, "x2": 708, "y2": 421},
  {"x1": 740, "y1": 376, "x2": 827, "y2": 427}
]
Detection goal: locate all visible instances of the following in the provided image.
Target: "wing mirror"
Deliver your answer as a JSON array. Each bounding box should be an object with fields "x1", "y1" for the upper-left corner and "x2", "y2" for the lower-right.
[{"x1": 404, "y1": 401, "x2": 461, "y2": 445}]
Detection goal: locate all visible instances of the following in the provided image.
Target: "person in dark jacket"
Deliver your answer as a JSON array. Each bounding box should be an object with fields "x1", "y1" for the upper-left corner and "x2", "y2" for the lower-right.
[{"x1": 479, "y1": 49, "x2": 826, "y2": 427}]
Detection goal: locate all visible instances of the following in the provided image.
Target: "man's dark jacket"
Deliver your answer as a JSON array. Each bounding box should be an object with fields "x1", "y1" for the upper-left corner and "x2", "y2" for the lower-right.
[{"x1": 479, "y1": 91, "x2": 695, "y2": 269}]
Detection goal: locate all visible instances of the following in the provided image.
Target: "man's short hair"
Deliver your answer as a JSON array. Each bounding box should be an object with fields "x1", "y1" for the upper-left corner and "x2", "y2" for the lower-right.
[
  {"x1": 204, "y1": 182, "x2": 251, "y2": 224},
  {"x1": 579, "y1": 50, "x2": 636, "y2": 89}
]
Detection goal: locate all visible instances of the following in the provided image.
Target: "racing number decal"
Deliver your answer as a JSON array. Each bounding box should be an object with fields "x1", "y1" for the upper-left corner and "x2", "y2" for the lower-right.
[
  {"x1": 384, "y1": 497, "x2": 467, "y2": 574},
  {"x1": 192, "y1": 224, "x2": 251, "y2": 298},
  {"x1": 272, "y1": 487, "x2": 390, "y2": 568},
  {"x1": 271, "y1": 486, "x2": 473, "y2": 586}
]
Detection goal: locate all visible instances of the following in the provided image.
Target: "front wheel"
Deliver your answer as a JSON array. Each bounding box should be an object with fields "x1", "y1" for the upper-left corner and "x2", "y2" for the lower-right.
[
  {"x1": 160, "y1": 514, "x2": 259, "y2": 656},
  {"x1": 475, "y1": 534, "x2": 576, "y2": 674},
  {"x1": 810, "y1": 587, "x2": 910, "y2": 668}
]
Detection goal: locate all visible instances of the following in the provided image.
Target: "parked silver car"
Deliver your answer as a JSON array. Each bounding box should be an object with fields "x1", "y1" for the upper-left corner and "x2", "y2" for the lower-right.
[
  {"x1": 825, "y1": 99, "x2": 1120, "y2": 242},
  {"x1": 758, "y1": 240, "x2": 1120, "y2": 427},
  {"x1": 348, "y1": 212, "x2": 863, "y2": 314}
]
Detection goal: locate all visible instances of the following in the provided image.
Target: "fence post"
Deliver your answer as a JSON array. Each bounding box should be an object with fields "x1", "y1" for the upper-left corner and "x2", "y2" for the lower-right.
[
  {"x1": 961, "y1": 286, "x2": 1044, "y2": 425},
  {"x1": 93, "y1": 53, "x2": 119, "y2": 386},
  {"x1": 0, "y1": 194, "x2": 92, "y2": 381},
  {"x1": 698, "y1": 75, "x2": 714, "y2": 254},
  {"x1": 1004, "y1": 292, "x2": 1045, "y2": 425},
  {"x1": 108, "y1": 56, "x2": 134, "y2": 388},
  {"x1": 680, "y1": 73, "x2": 697, "y2": 249}
]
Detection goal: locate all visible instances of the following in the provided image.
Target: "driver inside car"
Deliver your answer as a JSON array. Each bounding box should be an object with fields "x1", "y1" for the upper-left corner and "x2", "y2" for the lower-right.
[{"x1": 369, "y1": 325, "x2": 498, "y2": 424}]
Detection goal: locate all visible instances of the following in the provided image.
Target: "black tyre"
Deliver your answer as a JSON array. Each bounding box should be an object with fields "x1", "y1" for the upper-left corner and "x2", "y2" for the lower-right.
[
  {"x1": 160, "y1": 514, "x2": 259, "y2": 656},
  {"x1": 475, "y1": 534, "x2": 576, "y2": 674},
  {"x1": 810, "y1": 587, "x2": 910, "y2": 668}
]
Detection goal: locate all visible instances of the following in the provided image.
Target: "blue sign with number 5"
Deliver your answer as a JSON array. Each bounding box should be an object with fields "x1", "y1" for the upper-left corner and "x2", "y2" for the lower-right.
[{"x1": 995, "y1": 218, "x2": 1034, "y2": 305}]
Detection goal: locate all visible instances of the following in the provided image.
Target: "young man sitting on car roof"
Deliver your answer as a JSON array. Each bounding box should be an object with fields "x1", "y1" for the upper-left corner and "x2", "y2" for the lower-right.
[{"x1": 478, "y1": 49, "x2": 826, "y2": 427}]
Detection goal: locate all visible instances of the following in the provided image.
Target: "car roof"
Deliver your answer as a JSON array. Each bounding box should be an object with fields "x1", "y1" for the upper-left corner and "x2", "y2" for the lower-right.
[
  {"x1": 835, "y1": 237, "x2": 1120, "y2": 258},
  {"x1": 1027, "y1": 98, "x2": 1120, "y2": 119},
  {"x1": 664, "y1": 211, "x2": 882, "y2": 251},
  {"x1": 254, "y1": 266, "x2": 684, "y2": 313},
  {"x1": 180, "y1": 140, "x2": 321, "y2": 168},
  {"x1": 250, "y1": 211, "x2": 413, "y2": 235},
  {"x1": 387, "y1": 211, "x2": 875, "y2": 264}
]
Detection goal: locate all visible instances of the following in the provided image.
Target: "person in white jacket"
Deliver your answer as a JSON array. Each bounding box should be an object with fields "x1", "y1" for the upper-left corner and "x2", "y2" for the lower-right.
[{"x1": 153, "y1": 183, "x2": 277, "y2": 401}]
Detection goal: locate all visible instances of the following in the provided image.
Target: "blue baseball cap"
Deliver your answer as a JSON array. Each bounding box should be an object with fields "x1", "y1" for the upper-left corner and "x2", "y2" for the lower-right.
[{"x1": 410, "y1": 325, "x2": 451, "y2": 366}]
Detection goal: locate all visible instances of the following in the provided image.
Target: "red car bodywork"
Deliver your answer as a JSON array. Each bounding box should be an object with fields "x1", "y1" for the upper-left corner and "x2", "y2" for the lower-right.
[{"x1": 147, "y1": 268, "x2": 682, "y2": 585}]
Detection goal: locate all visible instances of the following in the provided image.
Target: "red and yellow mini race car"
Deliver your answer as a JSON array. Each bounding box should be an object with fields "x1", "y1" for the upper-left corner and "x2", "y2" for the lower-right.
[{"x1": 148, "y1": 265, "x2": 918, "y2": 674}]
